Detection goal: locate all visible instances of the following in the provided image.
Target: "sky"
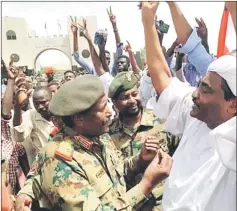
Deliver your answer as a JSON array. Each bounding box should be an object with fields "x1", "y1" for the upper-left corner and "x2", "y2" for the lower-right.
[{"x1": 2, "y1": 1, "x2": 236, "y2": 68}]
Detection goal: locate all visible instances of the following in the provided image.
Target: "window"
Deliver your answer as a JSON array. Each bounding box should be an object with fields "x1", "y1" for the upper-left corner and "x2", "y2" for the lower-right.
[{"x1": 6, "y1": 30, "x2": 17, "y2": 40}]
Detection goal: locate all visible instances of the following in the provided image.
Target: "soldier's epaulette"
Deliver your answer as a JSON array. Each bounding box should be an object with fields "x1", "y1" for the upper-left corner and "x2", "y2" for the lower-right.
[{"x1": 54, "y1": 138, "x2": 74, "y2": 162}]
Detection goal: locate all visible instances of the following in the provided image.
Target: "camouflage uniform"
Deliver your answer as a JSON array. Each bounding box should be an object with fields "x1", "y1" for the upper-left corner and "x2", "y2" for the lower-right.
[
  {"x1": 109, "y1": 109, "x2": 180, "y2": 211},
  {"x1": 19, "y1": 127, "x2": 150, "y2": 211}
]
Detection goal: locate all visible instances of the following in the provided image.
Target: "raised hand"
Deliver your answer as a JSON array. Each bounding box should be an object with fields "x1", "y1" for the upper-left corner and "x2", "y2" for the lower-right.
[
  {"x1": 78, "y1": 18, "x2": 91, "y2": 40},
  {"x1": 140, "y1": 2, "x2": 160, "y2": 26},
  {"x1": 107, "y1": 6, "x2": 117, "y2": 25},
  {"x1": 195, "y1": 17, "x2": 208, "y2": 39},
  {"x1": 7, "y1": 66, "x2": 19, "y2": 80},
  {"x1": 9, "y1": 55, "x2": 14, "y2": 67},
  {"x1": 15, "y1": 87, "x2": 32, "y2": 106},
  {"x1": 98, "y1": 29, "x2": 108, "y2": 49},
  {"x1": 124, "y1": 40, "x2": 132, "y2": 53},
  {"x1": 70, "y1": 16, "x2": 78, "y2": 34}
]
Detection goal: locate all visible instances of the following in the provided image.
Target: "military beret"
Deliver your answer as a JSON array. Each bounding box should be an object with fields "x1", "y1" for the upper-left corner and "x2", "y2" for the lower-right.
[
  {"x1": 49, "y1": 75, "x2": 104, "y2": 116},
  {"x1": 108, "y1": 72, "x2": 138, "y2": 99}
]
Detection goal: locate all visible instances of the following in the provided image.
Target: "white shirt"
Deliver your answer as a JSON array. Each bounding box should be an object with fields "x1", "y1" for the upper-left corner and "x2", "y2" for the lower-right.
[
  {"x1": 13, "y1": 109, "x2": 54, "y2": 165},
  {"x1": 154, "y1": 78, "x2": 236, "y2": 211},
  {"x1": 139, "y1": 72, "x2": 156, "y2": 107},
  {"x1": 99, "y1": 72, "x2": 114, "y2": 97}
]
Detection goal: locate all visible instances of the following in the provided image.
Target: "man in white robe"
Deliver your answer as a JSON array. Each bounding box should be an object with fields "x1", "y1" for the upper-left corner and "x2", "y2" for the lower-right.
[{"x1": 140, "y1": 2, "x2": 236, "y2": 211}]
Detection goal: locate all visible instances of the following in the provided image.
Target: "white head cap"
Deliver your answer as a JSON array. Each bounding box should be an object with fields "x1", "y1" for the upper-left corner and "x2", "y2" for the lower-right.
[{"x1": 208, "y1": 52, "x2": 236, "y2": 96}]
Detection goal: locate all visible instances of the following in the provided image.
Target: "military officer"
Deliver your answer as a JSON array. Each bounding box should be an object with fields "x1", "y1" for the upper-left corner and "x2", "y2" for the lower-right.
[
  {"x1": 108, "y1": 72, "x2": 180, "y2": 210},
  {"x1": 15, "y1": 75, "x2": 173, "y2": 211}
]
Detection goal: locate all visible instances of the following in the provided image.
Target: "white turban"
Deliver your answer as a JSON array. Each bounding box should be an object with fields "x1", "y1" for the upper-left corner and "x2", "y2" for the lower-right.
[{"x1": 208, "y1": 53, "x2": 236, "y2": 96}]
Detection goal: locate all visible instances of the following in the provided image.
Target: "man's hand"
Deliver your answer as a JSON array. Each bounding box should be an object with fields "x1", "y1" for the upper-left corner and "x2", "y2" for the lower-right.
[
  {"x1": 71, "y1": 23, "x2": 78, "y2": 34},
  {"x1": 107, "y1": 6, "x2": 117, "y2": 26},
  {"x1": 140, "y1": 2, "x2": 160, "y2": 26},
  {"x1": 139, "y1": 150, "x2": 173, "y2": 196},
  {"x1": 14, "y1": 88, "x2": 32, "y2": 106},
  {"x1": 98, "y1": 29, "x2": 108, "y2": 49},
  {"x1": 140, "y1": 136, "x2": 161, "y2": 161},
  {"x1": 78, "y1": 18, "x2": 91, "y2": 41},
  {"x1": 70, "y1": 16, "x2": 78, "y2": 34},
  {"x1": 15, "y1": 194, "x2": 32, "y2": 211},
  {"x1": 7, "y1": 67, "x2": 19, "y2": 80},
  {"x1": 124, "y1": 40, "x2": 132, "y2": 53},
  {"x1": 195, "y1": 17, "x2": 208, "y2": 39}
]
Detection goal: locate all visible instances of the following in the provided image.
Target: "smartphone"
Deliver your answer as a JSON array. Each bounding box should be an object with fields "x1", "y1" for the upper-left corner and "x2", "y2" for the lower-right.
[
  {"x1": 94, "y1": 30, "x2": 107, "y2": 45},
  {"x1": 157, "y1": 20, "x2": 170, "y2": 34}
]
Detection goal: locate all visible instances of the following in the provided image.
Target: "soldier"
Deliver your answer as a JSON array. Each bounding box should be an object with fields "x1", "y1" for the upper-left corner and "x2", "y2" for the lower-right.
[
  {"x1": 15, "y1": 75, "x2": 173, "y2": 211},
  {"x1": 108, "y1": 72, "x2": 180, "y2": 210}
]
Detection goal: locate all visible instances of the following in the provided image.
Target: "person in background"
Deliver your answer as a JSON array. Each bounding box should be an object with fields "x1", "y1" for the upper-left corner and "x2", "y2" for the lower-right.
[
  {"x1": 1, "y1": 66, "x2": 32, "y2": 198},
  {"x1": 12, "y1": 86, "x2": 54, "y2": 166},
  {"x1": 44, "y1": 67, "x2": 55, "y2": 83},
  {"x1": 71, "y1": 7, "x2": 123, "y2": 77},
  {"x1": 47, "y1": 79, "x2": 60, "y2": 95},
  {"x1": 109, "y1": 72, "x2": 180, "y2": 210},
  {"x1": 63, "y1": 70, "x2": 76, "y2": 82}
]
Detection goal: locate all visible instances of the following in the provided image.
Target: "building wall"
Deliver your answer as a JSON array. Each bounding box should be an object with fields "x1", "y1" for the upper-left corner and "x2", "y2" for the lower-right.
[{"x1": 1, "y1": 16, "x2": 98, "y2": 73}]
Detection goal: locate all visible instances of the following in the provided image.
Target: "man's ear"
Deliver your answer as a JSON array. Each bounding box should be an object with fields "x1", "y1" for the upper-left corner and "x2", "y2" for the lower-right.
[
  {"x1": 228, "y1": 97, "x2": 237, "y2": 115},
  {"x1": 73, "y1": 115, "x2": 84, "y2": 127}
]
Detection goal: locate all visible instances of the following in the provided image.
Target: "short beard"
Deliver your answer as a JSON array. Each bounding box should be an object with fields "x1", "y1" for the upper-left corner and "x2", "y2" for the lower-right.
[{"x1": 123, "y1": 107, "x2": 141, "y2": 117}]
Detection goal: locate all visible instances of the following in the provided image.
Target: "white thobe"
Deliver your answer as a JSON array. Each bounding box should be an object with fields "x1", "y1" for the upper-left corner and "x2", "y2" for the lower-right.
[{"x1": 154, "y1": 78, "x2": 236, "y2": 211}]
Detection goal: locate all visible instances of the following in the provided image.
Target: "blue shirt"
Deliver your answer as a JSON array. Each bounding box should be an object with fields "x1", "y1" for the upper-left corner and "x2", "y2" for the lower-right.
[
  {"x1": 178, "y1": 28, "x2": 214, "y2": 86},
  {"x1": 73, "y1": 42, "x2": 124, "y2": 77}
]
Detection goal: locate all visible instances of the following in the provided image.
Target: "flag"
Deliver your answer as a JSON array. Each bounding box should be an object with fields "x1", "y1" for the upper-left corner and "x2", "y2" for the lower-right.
[{"x1": 217, "y1": 6, "x2": 232, "y2": 58}]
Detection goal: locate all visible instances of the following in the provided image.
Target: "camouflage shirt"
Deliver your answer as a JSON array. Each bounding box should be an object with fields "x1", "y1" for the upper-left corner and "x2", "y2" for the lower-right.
[
  {"x1": 19, "y1": 127, "x2": 150, "y2": 211},
  {"x1": 109, "y1": 109, "x2": 179, "y2": 157},
  {"x1": 109, "y1": 109, "x2": 180, "y2": 210}
]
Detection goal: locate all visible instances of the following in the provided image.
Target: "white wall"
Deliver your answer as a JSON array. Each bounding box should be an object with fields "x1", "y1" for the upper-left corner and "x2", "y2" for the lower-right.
[{"x1": 1, "y1": 16, "x2": 98, "y2": 71}]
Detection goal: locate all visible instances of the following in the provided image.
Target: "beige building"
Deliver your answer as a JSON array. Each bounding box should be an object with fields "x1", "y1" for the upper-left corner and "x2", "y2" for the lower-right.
[{"x1": 1, "y1": 16, "x2": 98, "y2": 75}]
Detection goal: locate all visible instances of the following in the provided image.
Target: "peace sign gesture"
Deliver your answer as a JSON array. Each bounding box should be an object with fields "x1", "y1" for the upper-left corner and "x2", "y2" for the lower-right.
[
  {"x1": 77, "y1": 18, "x2": 90, "y2": 40},
  {"x1": 70, "y1": 16, "x2": 78, "y2": 34},
  {"x1": 107, "y1": 6, "x2": 117, "y2": 25},
  {"x1": 195, "y1": 17, "x2": 208, "y2": 39}
]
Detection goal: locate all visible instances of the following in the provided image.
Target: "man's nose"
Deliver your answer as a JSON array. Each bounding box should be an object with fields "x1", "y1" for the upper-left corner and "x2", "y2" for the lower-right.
[{"x1": 192, "y1": 89, "x2": 199, "y2": 100}]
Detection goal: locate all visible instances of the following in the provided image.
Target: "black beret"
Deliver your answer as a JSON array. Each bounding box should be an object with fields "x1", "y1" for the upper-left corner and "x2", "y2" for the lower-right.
[{"x1": 49, "y1": 75, "x2": 104, "y2": 116}]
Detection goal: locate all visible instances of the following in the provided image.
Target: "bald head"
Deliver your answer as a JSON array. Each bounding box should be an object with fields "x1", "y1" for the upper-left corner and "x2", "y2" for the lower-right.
[{"x1": 33, "y1": 87, "x2": 52, "y2": 99}]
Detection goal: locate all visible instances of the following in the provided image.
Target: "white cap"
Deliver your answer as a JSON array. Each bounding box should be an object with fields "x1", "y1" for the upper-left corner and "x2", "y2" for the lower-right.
[{"x1": 208, "y1": 53, "x2": 236, "y2": 96}]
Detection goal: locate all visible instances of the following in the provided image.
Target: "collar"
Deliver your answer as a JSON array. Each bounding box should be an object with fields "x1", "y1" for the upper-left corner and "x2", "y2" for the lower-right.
[
  {"x1": 63, "y1": 126, "x2": 101, "y2": 151},
  {"x1": 117, "y1": 108, "x2": 155, "y2": 137}
]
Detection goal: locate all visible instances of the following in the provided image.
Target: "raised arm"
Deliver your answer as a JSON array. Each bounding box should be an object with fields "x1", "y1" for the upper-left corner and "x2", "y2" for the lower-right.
[
  {"x1": 70, "y1": 17, "x2": 95, "y2": 75},
  {"x1": 195, "y1": 17, "x2": 209, "y2": 53},
  {"x1": 98, "y1": 32, "x2": 110, "y2": 73},
  {"x1": 225, "y1": 1, "x2": 236, "y2": 32},
  {"x1": 124, "y1": 41, "x2": 141, "y2": 75},
  {"x1": 107, "y1": 6, "x2": 121, "y2": 45},
  {"x1": 141, "y1": 2, "x2": 172, "y2": 94},
  {"x1": 79, "y1": 19, "x2": 106, "y2": 76},
  {"x1": 167, "y1": 2, "x2": 192, "y2": 44},
  {"x1": 2, "y1": 66, "x2": 19, "y2": 118}
]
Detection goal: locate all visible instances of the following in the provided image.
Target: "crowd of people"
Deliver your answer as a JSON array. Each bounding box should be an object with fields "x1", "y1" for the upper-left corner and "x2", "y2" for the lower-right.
[{"x1": 1, "y1": 1, "x2": 236, "y2": 211}]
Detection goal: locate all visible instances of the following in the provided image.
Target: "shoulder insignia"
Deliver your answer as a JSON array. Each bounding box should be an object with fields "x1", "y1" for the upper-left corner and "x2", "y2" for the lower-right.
[{"x1": 55, "y1": 138, "x2": 74, "y2": 161}]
